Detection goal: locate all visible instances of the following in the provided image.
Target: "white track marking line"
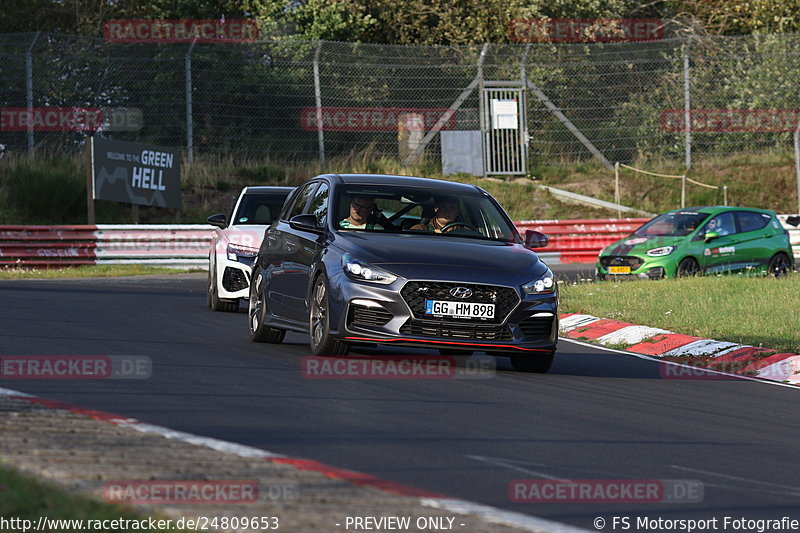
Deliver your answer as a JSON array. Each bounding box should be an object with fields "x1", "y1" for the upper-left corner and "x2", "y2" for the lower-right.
[{"x1": 671, "y1": 465, "x2": 800, "y2": 494}]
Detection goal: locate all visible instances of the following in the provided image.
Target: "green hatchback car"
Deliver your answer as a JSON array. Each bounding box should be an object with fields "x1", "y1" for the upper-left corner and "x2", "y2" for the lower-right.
[{"x1": 596, "y1": 206, "x2": 795, "y2": 280}]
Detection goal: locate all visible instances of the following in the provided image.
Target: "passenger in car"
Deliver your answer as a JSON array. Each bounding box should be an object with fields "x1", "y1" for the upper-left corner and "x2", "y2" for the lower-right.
[
  {"x1": 410, "y1": 197, "x2": 460, "y2": 233},
  {"x1": 339, "y1": 195, "x2": 385, "y2": 230}
]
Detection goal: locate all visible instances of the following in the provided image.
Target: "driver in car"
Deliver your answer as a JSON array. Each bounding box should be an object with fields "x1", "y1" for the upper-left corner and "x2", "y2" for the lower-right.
[
  {"x1": 411, "y1": 197, "x2": 461, "y2": 233},
  {"x1": 339, "y1": 195, "x2": 385, "y2": 230}
]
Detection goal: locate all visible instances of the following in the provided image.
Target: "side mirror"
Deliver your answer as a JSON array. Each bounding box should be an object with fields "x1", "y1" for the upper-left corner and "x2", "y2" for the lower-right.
[
  {"x1": 524, "y1": 230, "x2": 549, "y2": 249},
  {"x1": 289, "y1": 214, "x2": 322, "y2": 232},
  {"x1": 207, "y1": 213, "x2": 227, "y2": 229},
  {"x1": 704, "y1": 231, "x2": 719, "y2": 242}
]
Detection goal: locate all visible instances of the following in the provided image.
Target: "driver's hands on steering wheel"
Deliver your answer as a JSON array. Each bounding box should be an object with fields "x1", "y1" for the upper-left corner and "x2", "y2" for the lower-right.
[{"x1": 440, "y1": 221, "x2": 479, "y2": 233}]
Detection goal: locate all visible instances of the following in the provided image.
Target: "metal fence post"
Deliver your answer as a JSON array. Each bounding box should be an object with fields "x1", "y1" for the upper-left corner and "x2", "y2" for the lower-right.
[
  {"x1": 795, "y1": 127, "x2": 800, "y2": 214},
  {"x1": 186, "y1": 37, "x2": 197, "y2": 164},
  {"x1": 313, "y1": 41, "x2": 326, "y2": 166},
  {"x1": 684, "y1": 36, "x2": 692, "y2": 170},
  {"x1": 681, "y1": 175, "x2": 686, "y2": 208},
  {"x1": 26, "y1": 32, "x2": 41, "y2": 156}
]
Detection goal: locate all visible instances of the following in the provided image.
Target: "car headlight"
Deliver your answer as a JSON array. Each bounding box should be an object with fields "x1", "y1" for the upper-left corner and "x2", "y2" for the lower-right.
[
  {"x1": 227, "y1": 243, "x2": 258, "y2": 261},
  {"x1": 522, "y1": 271, "x2": 555, "y2": 295},
  {"x1": 646, "y1": 246, "x2": 675, "y2": 257},
  {"x1": 341, "y1": 253, "x2": 397, "y2": 284}
]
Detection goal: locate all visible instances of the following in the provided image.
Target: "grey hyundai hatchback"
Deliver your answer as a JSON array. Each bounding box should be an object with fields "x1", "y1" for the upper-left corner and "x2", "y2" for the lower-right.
[{"x1": 248, "y1": 174, "x2": 558, "y2": 372}]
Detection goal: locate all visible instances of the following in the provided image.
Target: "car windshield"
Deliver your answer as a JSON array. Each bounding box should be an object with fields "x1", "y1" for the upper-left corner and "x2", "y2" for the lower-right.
[
  {"x1": 233, "y1": 193, "x2": 289, "y2": 225},
  {"x1": 632, "y1": 212, "x2": 710, "y2": 237},
  {"x1": 335, "y1": 186, "x2": 521, "y2": 243}
]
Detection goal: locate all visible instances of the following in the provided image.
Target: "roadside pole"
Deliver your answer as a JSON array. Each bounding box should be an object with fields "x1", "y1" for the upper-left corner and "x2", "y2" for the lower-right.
[
  {"x1": 86, "y1": 137, "x2": 96, "y2": 225},
  {"x1": 794, "y1": 126, "x2": 800, "y2": 214}
]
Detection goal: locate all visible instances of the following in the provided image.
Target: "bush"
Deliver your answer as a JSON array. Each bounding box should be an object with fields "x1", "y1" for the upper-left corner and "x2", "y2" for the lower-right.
[{"x1": 2, "y1": 157, "x2": 86, "y2": 224}]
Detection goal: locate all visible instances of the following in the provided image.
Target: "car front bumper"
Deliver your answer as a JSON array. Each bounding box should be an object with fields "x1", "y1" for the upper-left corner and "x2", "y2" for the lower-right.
[
  {"x1": 328, "y1": 272, "x2": 559, "y2": 354},
  {"x1": 596, "y1": 255, "x2": 677, "y2": 280}
]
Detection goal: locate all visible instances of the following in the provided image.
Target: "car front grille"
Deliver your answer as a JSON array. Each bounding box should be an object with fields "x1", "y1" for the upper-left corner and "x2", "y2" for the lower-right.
[
  {"x1": 222, "y1": 266, "x2": 249, "y2": 292},
  {"x1": 599, "y1": 256, "x2": 645, "y2": 269},
  {"x1": 348, "y1": 303, "x2": 393, "y2": 328},
  {"x1": 400, "y1": 281, "x2": 519, "y2": 324},
  {"x1": 518, "y1": 316, "x2": 554, "y2": 338},
  {"x1": 399, "y1": 319, "x2": 512, "y2": 341}
]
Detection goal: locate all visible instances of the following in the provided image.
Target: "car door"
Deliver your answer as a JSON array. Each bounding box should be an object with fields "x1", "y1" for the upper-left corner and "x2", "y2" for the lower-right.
[
  {"x1": 699, "y1": 211, "x2": 742, "y2": 274},
  {"x1": 733, "y1": 210, "x2": 775, "y2": 271},
  {"x1": 281, "y1": 182, "x2": 330, "y2": 322},
  {"x1": 262, "y1": 183, "x2": 318, "y2": 321}
]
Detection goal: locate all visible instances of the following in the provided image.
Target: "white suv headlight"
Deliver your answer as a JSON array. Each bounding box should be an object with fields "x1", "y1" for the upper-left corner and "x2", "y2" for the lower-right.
[
  {"x1": 227, "y1": 243, "x2": 258, "y2": 261},
  {"x1": 341, "y1": 253, "x2": 397, "y2": 284}
]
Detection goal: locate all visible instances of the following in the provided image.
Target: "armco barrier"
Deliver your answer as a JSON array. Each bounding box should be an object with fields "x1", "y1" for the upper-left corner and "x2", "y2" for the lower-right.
[
  {"x1": 0, "y1": 225, "x2": 214, "y2": 269},
  {"x1": 1, "y1": 217, "x2": 798, "y2": 268},
  {"x1": 516, "y1": 218, "x2": 649, "y2": 264}
]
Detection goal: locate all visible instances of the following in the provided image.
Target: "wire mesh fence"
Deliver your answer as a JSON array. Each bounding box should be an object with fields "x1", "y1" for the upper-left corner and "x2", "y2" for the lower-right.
[{"x1": 1, "y1": 32, "x2": 799, "y2": 170}]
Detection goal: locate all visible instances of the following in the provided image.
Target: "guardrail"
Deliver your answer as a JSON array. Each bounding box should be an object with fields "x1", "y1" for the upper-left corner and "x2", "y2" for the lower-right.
[
  {"x1": 1, "y1": 217, "x2": 798, "y2": 268},
  {"x1": 0, "y1": 225, "x2": 214, "y2": 269},
  {"x1": 516, "y1": 218, "x2": 650, "y2": 264}
]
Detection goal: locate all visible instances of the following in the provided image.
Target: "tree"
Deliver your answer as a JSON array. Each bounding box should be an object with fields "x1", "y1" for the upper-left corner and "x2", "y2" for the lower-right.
[{"x1": 665, "y1": 0, "x2": 800, "y2": 35}]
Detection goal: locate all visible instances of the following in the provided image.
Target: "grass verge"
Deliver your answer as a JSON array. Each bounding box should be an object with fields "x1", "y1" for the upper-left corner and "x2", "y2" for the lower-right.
[
  {"x1": 559, "y1": 274, "x2": 800, "y2": 354},
  {"x1": 0, "y1": 465, "x2": 186, "y2": 532},
  {"x1": 0, "y1": 265, "x2": 199, "y2": 280}
]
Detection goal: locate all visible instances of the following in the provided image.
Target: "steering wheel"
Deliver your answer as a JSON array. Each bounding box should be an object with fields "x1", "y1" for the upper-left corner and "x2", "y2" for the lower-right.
[{"x1": 441, "y1": 221, "x2": 478, "y2": 233}]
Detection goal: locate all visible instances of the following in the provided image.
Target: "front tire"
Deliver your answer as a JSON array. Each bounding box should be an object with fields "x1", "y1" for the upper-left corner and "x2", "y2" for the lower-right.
[
  {"x1": 309, "y1": 274, "x2": 349, "y2": 356},
  {"x1": 767, "y1": 253, "x2": 791, "y2": 277},
  {"x1": 249, "y1": 269, "x2": 285, "y2": 343},
  {"x1": 676, "y1": 257, "x2": 700, "y2": 278},
  {"x1": 510, "y1": 351, "x2": 555, "y2": 373}
]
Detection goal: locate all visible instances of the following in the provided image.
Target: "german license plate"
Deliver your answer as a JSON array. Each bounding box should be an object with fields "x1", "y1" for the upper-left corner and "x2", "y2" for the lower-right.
[
  {"x1": 425, "y1": 300, "x2": 495, "y2": 319},
  {"x1": 609, "y1": 266, "x2": 631, "y2": 274}
]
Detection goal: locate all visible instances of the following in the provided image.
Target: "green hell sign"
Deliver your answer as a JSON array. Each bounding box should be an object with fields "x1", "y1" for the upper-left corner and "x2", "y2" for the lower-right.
[{"x1": 91, "y1": 137, "x2": 181, "y2": 209}]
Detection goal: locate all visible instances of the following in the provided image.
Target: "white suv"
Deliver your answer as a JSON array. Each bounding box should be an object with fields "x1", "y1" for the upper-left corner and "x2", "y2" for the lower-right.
[{"x1": 207, "y1": 186, "x2": 294, "y2": 312}]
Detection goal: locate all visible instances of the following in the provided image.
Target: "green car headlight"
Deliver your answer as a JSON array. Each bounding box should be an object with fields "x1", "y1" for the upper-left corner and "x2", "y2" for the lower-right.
[{"x1": 646, "y1": 246, "x2": 675, "y2": 257}]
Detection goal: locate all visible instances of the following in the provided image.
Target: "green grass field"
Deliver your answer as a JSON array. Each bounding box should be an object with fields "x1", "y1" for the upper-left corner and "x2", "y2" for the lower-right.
[
  {"x1": 0, "y1": 265, "x2": 197, "y2": 279},
  {"x1": 559, "y1": 274, "x2": 800, "y2": 354},
  {"x1": 0, "y1": 466, "x2": 186, "y2": 532}
]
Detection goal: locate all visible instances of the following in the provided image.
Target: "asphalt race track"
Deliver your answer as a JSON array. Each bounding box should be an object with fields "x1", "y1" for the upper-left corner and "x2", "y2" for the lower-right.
[{"x1": 2, "y1": 273, "x2": 799, "y2": 531}]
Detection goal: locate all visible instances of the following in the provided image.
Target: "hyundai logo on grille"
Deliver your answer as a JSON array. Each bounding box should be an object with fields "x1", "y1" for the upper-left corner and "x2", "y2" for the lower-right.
[{"x1": 449, "y1": 287, "x2": 473, "y2": 299}]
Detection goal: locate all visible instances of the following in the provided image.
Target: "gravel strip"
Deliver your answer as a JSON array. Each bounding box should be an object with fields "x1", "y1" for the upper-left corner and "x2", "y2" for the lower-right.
[{"x1": 0, "y1": 394, "x2": 574, "y2": 533}]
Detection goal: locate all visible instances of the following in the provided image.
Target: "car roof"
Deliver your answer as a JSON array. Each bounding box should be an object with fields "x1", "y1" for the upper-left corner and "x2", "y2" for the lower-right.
[
  {"x1": 242, "y1": 186, "x2": 295, "y2": 194},
  {"x1": 318, "y1": 173, "x2": 482, "y2": 194},
  {"x1": 667, "y1": 206, "x2": 775, "y2": 216}
]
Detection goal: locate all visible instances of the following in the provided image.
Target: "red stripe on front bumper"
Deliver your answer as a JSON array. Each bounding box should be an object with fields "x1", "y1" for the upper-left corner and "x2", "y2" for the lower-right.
[{"x1": 343, "y1": 336, "x2": 550, "y2": 352}]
